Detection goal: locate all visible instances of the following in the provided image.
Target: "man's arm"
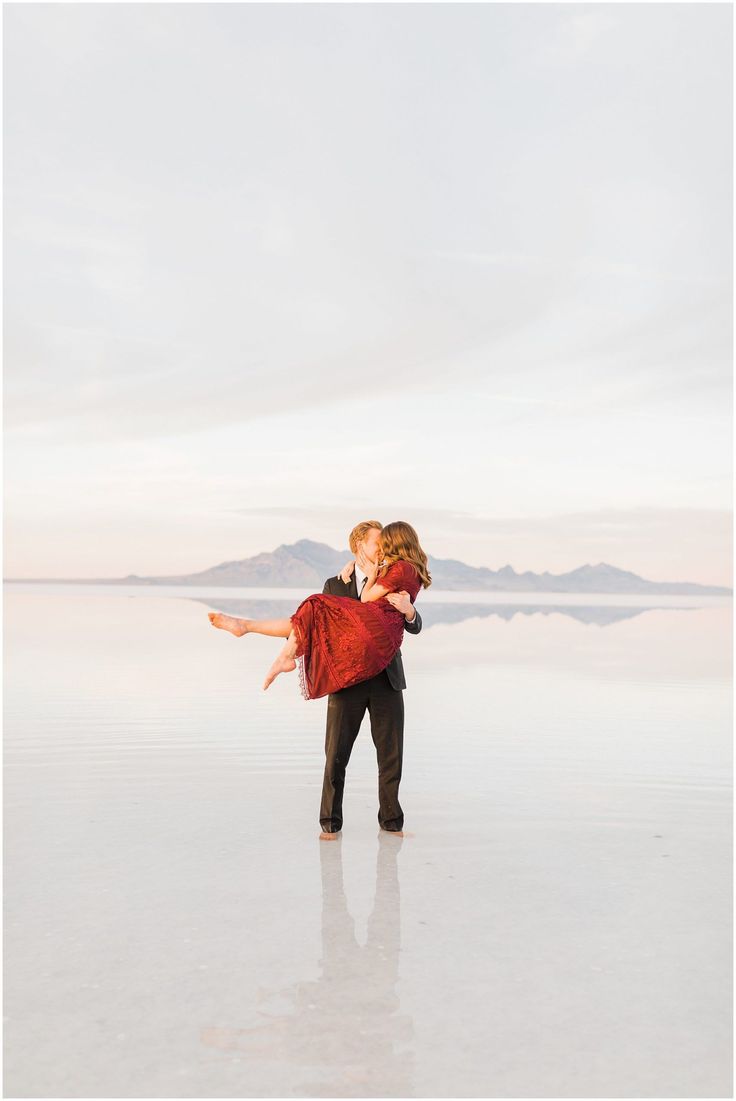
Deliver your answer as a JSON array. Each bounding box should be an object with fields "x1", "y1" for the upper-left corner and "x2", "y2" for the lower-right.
[
  {"x1": 404, "y1": 605, "x2": 422, "y2": 635},
  {"x1": 386, "y1": 591, "x2": 422, "y2": 634},
  {"x1": 325, "y1": 575, "x2": 422, "y2": 633}
]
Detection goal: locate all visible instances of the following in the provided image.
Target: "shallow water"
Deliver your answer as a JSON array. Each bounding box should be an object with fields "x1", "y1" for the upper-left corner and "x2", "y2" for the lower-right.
[{"x1": 3, "y1": 585, "x2": 732, "y2": 1097}]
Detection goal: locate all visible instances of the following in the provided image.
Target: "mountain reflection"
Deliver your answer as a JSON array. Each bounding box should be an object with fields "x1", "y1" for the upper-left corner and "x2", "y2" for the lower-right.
[{"x1": 191, "y1": 596, "x2": 700, "y2": 629}]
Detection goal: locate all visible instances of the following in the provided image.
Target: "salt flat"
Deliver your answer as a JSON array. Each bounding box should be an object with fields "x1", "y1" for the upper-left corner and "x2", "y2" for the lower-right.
[{"x1": 3, "y1": 586, "x2": 731, "y2": 1098}]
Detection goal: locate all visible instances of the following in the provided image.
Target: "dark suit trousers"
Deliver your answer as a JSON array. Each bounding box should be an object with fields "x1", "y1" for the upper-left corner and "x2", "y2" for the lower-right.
[{"x1": 320, "y1": 668, "x2": 404, "y2": 832}]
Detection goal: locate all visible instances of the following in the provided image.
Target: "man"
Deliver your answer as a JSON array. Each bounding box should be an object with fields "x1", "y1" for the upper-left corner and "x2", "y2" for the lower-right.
[{"x1": 319, "y1": 520, "x2": 422, "y2": 841}]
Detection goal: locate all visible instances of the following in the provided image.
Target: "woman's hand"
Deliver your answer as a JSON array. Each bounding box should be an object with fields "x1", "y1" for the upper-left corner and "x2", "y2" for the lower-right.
[
  {"x1": 339, "y1": 560, "x2": 355, "y2": 585},
  {"x1": 356, "y1": 546, "x2": 380, "y2": 579}
]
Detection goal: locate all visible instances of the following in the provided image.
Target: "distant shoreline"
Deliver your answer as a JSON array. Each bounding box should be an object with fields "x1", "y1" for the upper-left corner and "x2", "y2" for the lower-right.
[
  {"x1": 3, "y1": 579, "x2": 732, "y2": 603},
  {"x1": 3, "y1": 577, "x2": 733, "y2": 597}
]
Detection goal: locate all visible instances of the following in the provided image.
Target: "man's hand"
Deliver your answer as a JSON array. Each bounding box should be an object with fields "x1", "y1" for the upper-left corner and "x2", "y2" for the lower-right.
[
  {"x1": 386, "y1": 590, "x2": 416, "y2": 621},
  {"x1": 339, "y1": 560, "x2": 355, "y2": 585}
]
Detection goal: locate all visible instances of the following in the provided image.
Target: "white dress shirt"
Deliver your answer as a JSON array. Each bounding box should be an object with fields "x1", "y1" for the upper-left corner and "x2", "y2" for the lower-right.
[{"x1": 354, "y1": 561, "x2": 369, "y2": 596}]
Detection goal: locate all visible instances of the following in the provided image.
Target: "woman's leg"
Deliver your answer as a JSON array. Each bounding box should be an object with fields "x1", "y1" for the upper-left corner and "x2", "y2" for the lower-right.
[
  {"x1": 208, "y1": 612, "x2": 293, "y2": 638},
  {"x1": 208, "y1": 608, "x2": 301, "y2": 689},
  {"x1": 263, "y1": 630, "x2": 299, "y2": 691}
]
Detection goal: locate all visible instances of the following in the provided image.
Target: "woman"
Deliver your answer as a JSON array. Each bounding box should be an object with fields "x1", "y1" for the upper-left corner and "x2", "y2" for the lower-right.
[{"x1": 208, "y1": 521, "x2": 431, "y2": 700}]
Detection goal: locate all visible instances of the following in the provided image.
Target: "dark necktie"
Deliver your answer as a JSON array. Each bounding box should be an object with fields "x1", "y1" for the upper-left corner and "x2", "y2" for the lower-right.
[{"x1": 359, "y1": 576, "x2": 367, "y2": 594}]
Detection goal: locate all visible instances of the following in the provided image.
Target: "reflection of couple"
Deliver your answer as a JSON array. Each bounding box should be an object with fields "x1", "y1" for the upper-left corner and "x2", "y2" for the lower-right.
[
  {"x1": 209, "y1": 520, "x2": 430, "y2": 838},
  {"x1": 200, "y1": 830, "x2": 415, "y2": 1096}
]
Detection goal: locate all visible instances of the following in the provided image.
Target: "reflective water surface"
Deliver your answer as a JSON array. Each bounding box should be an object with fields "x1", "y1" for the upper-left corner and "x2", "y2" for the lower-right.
[{"x1": 4, "y1": 585, "x2": 732, "y2": 1097}]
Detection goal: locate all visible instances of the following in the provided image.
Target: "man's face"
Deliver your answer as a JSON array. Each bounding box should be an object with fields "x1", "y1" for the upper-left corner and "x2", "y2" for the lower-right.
[{"x1": 360, "y1": 527, "x2": 383, "y2": 564}]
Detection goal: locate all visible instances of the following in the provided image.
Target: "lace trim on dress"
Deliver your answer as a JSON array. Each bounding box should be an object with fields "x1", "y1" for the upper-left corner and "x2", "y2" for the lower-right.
[
  {"x1": 295, "y1": 653, "x2": 311, "y2": 701},
  {"x1": 290, "y1": 613, "x2": 312, "y2": 701}
]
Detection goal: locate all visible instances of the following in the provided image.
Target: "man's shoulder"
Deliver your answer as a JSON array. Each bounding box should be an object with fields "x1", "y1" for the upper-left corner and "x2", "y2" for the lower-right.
[{"x1": 324, "y1": 575, "x2": 353, "y2": 596}]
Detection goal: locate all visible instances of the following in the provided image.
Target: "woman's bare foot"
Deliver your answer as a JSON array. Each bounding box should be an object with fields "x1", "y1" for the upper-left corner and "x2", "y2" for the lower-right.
[
  {"x1": 319, "y1": 831, "x2": 340, "y2": 840},
  {"x1": 262, "y1": 653, "x2": 297, "y2": 690},
  {"x1": 208, "y1": 611, "x2": 250, "y2": 637}
]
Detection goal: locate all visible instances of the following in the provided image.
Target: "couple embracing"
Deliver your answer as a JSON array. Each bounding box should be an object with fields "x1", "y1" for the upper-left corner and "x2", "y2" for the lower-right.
[{"x1": 208, "y1": 520, "x2": 431, "y2": 839}]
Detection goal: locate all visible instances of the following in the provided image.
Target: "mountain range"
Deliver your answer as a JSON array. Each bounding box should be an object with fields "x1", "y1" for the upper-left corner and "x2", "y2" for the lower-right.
[{"x1": 18, "y1": 538, "x2": 728, "y2": 595}]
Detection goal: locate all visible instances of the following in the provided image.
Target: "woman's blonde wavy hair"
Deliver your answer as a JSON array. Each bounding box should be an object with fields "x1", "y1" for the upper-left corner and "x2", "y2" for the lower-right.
[{"x1": 378, "y1": 521, "x2": 432, "y2": 589}]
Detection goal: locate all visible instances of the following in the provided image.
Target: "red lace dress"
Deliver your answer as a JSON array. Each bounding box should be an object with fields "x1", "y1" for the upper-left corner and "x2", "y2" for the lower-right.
[{"x1": 289, "y1": 560, "x2": 422, "y2": 701}]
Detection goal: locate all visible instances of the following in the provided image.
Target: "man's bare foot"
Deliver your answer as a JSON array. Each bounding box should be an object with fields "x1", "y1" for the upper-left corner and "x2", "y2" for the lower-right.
[
  {"x1": 379, "y1": 827, "x2": 405, "y2": 836},
  {"x1": 262, "y1": 653, "x2": 297, "y2": 690},
  {"x1": 319, "y1": 831, "x2": 340, "y2": 840},
  {"x1": 208, "y1": 611, "x2": 249, "y2": 637}
]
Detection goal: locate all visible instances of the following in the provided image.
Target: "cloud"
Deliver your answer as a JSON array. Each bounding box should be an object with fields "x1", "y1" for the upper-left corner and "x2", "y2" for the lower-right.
[{"x1": 2, "y1": 3, "x2": 730, "y2": 586}]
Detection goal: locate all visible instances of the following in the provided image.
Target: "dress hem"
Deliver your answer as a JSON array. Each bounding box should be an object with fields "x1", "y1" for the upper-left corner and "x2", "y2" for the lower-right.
[{"x1": 290, "y1": 614, "x2": 312, "y2": 701}]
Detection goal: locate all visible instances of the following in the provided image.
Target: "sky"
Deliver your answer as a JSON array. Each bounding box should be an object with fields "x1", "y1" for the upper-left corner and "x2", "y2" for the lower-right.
[{"x1": 3, "y1": 2, "x2": 732, "y2": 585}]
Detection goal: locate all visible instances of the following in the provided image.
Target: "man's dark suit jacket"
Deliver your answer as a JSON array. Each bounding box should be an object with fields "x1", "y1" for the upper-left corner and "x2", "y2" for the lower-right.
[{"x1": 321, "y1": 570, "x2": 423, "y2": 691}]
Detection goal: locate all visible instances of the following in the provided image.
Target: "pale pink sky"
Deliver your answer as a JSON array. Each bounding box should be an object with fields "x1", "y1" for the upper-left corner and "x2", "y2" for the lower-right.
[{"x1": 3, "y1": 4, "x2": 732, "y2": 587}]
